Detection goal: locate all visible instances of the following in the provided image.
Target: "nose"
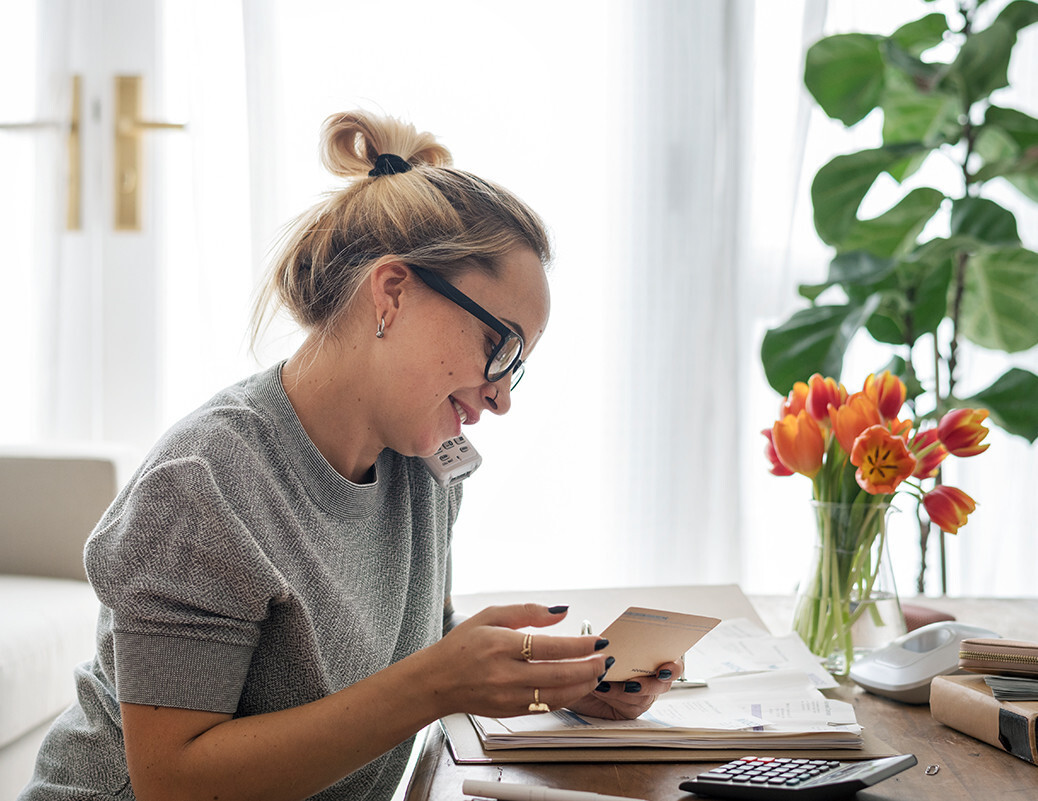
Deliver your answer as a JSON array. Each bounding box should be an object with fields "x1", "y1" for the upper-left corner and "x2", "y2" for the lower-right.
[{"x1": 483, "y1": 379, "x2": 511, "y2": 416}]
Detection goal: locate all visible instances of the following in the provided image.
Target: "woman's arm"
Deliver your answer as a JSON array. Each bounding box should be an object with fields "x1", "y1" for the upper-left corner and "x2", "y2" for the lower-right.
[{"x1": 122, "y1": 604, "x2": 607, "y2": 801}]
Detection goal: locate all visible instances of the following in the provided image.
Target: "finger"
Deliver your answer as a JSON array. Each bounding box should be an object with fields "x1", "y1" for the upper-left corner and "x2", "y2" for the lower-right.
[
  {"x1": 656, "y1": 660, "x2": 683, "y2": 680},
  {"x1": 468, "y1": 603, "x2": 570, "y2": 631},
  {"x1": 519, "y1": 633, "x2": 610, "y2": 662},
  {"x1": 522, "y1": 654, "x2": 613, "y2": 690}
]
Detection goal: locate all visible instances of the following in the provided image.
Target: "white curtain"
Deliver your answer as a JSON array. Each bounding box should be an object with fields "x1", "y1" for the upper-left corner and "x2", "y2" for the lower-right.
[{"x1": 617, "y1": 0, "x2": 757, "y2": 587}]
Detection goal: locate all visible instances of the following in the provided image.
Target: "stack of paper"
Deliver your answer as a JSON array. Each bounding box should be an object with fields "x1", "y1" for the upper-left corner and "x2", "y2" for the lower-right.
[
  {"x1": 472, "y1": 670, "x2": 862, "y2": 751},
  {"x1": 469, "y1": 619, "x2": 863, "y2": 751},
  {"x1": 984, "y1": 674, "x2": 1038, "y2": 701}
]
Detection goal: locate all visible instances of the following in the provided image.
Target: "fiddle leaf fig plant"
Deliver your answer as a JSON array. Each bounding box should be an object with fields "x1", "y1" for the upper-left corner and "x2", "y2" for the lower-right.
[{"x1": 760, "y1": 0, "x2": 1038, "y2": 591}]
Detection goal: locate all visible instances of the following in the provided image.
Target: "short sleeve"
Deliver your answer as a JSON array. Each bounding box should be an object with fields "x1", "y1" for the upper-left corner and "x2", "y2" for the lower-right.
[{"x1": 85, "y1": 456, "x2": 283, "y2": 713}]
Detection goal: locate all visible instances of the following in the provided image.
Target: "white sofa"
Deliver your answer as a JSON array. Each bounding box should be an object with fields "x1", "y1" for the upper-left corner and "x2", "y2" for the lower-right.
[{"x1": 0, "y1": 449, "x2": 121, "y2": 797}]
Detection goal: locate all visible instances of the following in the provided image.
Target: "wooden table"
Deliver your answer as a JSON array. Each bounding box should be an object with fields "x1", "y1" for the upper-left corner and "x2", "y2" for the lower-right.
[{"x1": 403, "y1": 592, "x2": 1038, "y2": 801}]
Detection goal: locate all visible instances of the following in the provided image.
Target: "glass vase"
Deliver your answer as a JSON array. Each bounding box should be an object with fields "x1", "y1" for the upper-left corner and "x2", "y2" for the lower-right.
[{"x1": 792, "y1": 500, "x2": 906, "y2": 676}]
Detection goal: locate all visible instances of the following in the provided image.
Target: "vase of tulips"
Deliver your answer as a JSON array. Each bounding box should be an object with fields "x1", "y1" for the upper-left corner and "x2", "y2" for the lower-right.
[{"x1": 763, "y1": 371, "x2": 989, "y2": 675}]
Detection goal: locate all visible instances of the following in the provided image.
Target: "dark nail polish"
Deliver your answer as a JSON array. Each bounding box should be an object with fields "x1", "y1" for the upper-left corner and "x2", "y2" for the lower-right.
[
  {"x1": 596, "y1": 682, "x2": 611, "y2": 693},
  {"x1": 547, "y1": 605, "x2": 569, "y2": 614},
  {"x1": 657, "y1": 669, "x2": 673, "y2": 680},
  {"x1": 594, "y1": 638, "x2": 609, "y2": 651},
  {"x1": 605, "y1": 656, "x2": 615, "y2": 669},
  {"x1": 623, "y1": 681, "x2": 642, "y2": 693}
]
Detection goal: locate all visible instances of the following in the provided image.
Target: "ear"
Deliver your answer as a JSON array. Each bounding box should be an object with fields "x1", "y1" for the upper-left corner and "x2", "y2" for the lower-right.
[{"x1": 368, "y1": 260, "x2": 410, "y2": 329}]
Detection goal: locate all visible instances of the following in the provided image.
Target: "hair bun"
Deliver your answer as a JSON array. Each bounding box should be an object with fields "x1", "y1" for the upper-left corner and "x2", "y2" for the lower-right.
[{"x1": 320, "y1": 110, "x2": 453, "y2": 179}]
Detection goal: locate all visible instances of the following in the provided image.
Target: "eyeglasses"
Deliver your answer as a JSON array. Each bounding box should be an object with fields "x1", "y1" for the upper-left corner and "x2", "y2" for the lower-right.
[{"x1": 408, "y1": 264, "x2": 525, "y2": 390}]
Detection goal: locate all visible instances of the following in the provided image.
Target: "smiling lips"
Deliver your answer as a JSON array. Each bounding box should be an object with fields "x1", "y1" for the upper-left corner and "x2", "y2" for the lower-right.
[{"x1": 450, "y1": 397, "x2": 469, "y2": 425}]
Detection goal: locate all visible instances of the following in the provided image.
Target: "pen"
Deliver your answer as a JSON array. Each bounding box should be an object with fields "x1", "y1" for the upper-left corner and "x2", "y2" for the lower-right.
[{"x1": 463, "y1": 779, "x2": 649, "y2": 801}]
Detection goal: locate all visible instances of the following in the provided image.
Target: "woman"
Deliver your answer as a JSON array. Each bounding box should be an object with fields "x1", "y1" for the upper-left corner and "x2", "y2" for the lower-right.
[{"x1": 20, "y1": 111, "x2": 680, "y2": 801}]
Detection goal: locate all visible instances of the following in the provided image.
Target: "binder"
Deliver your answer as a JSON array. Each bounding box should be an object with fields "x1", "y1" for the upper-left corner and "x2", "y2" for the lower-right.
[{"x1": 930, "y1": 674, "x2": 1038, "y2": 765}]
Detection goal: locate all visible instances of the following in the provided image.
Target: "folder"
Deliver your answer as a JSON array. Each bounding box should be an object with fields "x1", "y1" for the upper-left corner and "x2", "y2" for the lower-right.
[{"x1": 930, "y1": 673, "x2": 1038, "y2": 765}]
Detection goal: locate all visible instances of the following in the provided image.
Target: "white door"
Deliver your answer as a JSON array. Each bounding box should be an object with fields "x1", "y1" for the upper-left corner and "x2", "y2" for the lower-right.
[{"x1": 0, "y1": 0, "x2": 183, "y2": 449}]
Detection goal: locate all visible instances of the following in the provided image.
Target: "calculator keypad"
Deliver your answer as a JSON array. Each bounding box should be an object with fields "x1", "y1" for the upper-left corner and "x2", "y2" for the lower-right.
[{"x1": 696, "y1": 756, "x2": 840, "y2": 787}]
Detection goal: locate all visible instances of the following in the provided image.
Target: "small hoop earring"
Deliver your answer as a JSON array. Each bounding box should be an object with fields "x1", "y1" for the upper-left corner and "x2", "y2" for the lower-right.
[{"x1": 375, "y1": 317, "x2": 385, "y2": 339}]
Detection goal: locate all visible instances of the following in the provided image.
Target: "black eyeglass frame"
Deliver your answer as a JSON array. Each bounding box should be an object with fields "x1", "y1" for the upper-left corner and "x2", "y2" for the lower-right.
[{"x1": 408, "y1": 264, "x2": 525, "y2": 388}]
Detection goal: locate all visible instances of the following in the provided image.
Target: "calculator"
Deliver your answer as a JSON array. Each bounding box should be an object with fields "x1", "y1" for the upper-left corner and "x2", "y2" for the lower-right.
[{"x1": 678, "y1": 754, "x2": 917, "y2": 800}]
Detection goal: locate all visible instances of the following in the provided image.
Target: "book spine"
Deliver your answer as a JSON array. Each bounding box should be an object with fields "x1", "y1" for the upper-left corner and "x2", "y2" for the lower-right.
[{"x1": 930, "y1": 677, "x2": 1038, "y2": 765}]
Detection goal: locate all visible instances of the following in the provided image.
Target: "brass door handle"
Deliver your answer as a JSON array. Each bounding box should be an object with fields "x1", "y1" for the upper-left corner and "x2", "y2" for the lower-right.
[
  {"x1": 0, "y1": 76, "x2": 82, "y2": 229},
  {"x1": 114, "y1": 75, "x2": 187, "y2": 231}
]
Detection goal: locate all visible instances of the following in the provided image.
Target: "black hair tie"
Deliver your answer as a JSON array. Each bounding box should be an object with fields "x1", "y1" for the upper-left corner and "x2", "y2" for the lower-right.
[{"x1": 369, "y1": 153, "x2": 413, "y2": 177}]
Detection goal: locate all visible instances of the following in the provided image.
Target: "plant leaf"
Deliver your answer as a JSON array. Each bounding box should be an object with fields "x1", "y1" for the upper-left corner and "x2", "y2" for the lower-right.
[
  {"x1": 962, "y1": 367, "x2": 1038, "y2": 442},
  {"x1": 950, "y1": 196, "x2": 1020, "y2": 245},
  {"x1": 939, "y1": 21, "x2": 1015, "y2": 106},
  {"x1": 840, "y1": 187, "x2": 946, "y2": 258},
  {"x1": 880, "y1": 68, "x2": 961, "y2": 148},
  {"x1": 993, "y1": 0, "x2": 1038, "y2": 34},
  {"x1": 805, "y1": 33, "x2": 885, "y2": 126},
  {"x1": 811, "y1": 145, "x2": 925, "y2": 246},
  {"x1": 959, "y1": 246, "x2": 1038, "y2": 352},
  {"x1": 889, "y1": 13, "x2": 949, "y2": 57},
  {"x1": 857, "y1": 252, "x2": 952, "y2": 344},
  {"x1": 799, "y1": 251, "x2": 896, "y2": 302},
  {"x1": 761, "y1": 297, "x2": 881, "y2": 394},
  {"x1": 975, "y1": 106, "x2": 1038, "y2": 201}
]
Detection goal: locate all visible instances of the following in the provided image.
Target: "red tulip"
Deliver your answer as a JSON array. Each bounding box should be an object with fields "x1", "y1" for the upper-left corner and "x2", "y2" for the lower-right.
[
  {"x1": 772, "y1": 412, "x2": 825, "y2": 478},
  {"x1": 806, "y1": 374, "x2": 847, "y2": 421},
  {"x1": 911, "y1": 427, "x2": 948, "y2": 479},
  {"x1": 829, "y1": 392, "x2": 882, "y2": 454},
  {"x1": 937, "y1": 408, "x2": 990, "y2": 457},
  {"x1": 850, "y1": 424, "x2": 917, "y2": 494},
  {"x1": 761, "y1": 428, "x2": 795, "y2": 476},
  {"x1": 923, "y1": 485, "x2": 977, "y2": 534},
  {"x1": 863, "y1": 371, "x2": 907, "y2": 420}
]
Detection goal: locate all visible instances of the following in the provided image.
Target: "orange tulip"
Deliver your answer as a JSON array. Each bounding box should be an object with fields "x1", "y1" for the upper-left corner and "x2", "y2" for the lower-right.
[
  {"x1": 772, "y1": 411, "x2": 825, "y2": 478},
  {"x1": 922, "y1": 485, "x2": 977, "y2": 534},
  {"x1": 911, "y1": 427, "x2": 947, "y2": 479},
  {"x1": 888, "y1": 417, "x2": 913, "y2": 439},
  {"x1": 829, "y1": 392, "x2": 882, "y2": 454},
  {"x1": 806, "y1": 374, "x2": 847, "y2": 421},
  {"x1": 863, "y1": 371, "x2": 907, "y2": 420},
  {"x1": 850, "y1": 424, "x2": 917, "y2": 494},
  {"x1": 937, "y1": 408, "x2": 990, "y2": 457},
  {"x1": 780, "y1": 381, "x2": 809, "y2": 419},
  {"x1": 761, "y1": 428, "x2": 794, "y2": 476}
]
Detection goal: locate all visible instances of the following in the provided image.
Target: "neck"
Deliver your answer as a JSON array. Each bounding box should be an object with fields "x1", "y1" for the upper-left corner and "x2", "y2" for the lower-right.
[{"x1": 280, "y1": 334, "x2": 383, "y2": 483}]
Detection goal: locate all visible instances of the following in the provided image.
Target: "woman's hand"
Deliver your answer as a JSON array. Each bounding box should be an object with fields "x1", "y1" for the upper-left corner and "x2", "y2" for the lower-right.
[
  {"x1": 563, "y1": 660, "x2": 682, "y2": 721},
  {"x1": 422, "y1": 603, "x2": 611, "y2": 720}
]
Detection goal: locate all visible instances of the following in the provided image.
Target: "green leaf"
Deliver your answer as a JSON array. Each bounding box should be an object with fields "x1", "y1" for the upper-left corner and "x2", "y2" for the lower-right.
[
  {"x1": 811, "y1": 145, "x2": 925, "y2": 246},
  {"x1": 939, "y1": 21, "x2": 1015, "y2": 106},
  {"x1": 949, "y1": 197, "x2": 1020, "y2": 245},
  {"x1": 857, "y1": 254, "x2": 953, "y2": 344},
  {"x1": 963, "y1": 367, "x2": 1038, "y2": 442},
  {"x1": 889, "y1": 13, "x2": 949, "y2": 57},
  {"x1": 761, "y1": 297, "x2": 881, "y2": 394},
  {"x1": 840, "y1": 187, "x2": 946, "y2": 258},
  {"x1": 975, "y1": 106, "x2": 1038, "y2": 201},
  {"x1": 993, "y1": 0, "x2": 1038, "y2": 34},
  {"x1": 959, "y1": 247, "x2": 1038, "y2": 352},
  {"x1": 880, "y1": 68, "x2": 961, "y2": 147},
  {"x1": 799, "y1": 251, "x2": 896, "y2": 302},
  {"x1": 805, "y1": 33, "x2": 885, "y2": 126}
]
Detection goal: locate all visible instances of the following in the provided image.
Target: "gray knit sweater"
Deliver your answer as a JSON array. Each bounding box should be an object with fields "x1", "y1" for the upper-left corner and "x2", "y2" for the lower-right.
[{"x1": 18, "y1": 363, "x2": 461, "y2": 801}]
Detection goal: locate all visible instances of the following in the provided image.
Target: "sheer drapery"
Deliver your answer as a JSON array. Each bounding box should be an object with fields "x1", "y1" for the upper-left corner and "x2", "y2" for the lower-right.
[
  {"x1": 4, "y1": 0, "x2": 1035, "y2": 597},
  {"x1": 616, "y1": 0, "x2": 757, "y2": 587}
]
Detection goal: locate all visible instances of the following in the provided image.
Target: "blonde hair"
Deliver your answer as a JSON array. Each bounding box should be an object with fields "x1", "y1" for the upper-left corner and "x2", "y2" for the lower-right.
[{"x1": 250, "y1": 110, "x2": 552, "y2": 348}]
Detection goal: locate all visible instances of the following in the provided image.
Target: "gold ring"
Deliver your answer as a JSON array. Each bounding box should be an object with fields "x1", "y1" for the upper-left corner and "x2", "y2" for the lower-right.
[
  {"x1": 528, "y1": 688, "x2": 550, "y2": 713},
  {"x1": 521, "y1": 632, "x2": 534, "y2": 662}
]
